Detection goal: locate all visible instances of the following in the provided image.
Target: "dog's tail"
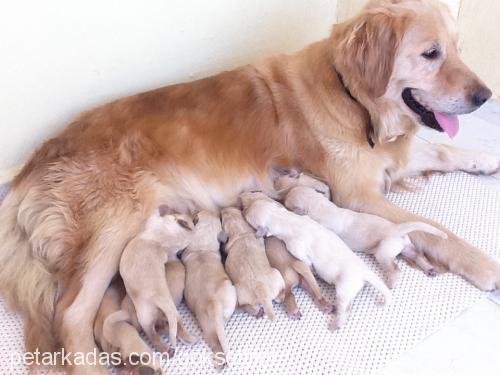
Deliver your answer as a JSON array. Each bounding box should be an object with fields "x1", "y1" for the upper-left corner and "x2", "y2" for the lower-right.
[
  {"x1": 395, "y1": 221, "x2": 447, "y2": 239},
  {"x1": 364, "y1": 269, "x2": 392, "y2": 306},
  {"x1": 0, "y1": 188, "x2": 58, "y2": 353}
]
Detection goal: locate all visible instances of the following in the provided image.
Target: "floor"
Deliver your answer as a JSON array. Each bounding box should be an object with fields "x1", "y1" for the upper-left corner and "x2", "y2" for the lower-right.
[{"x1": 376, "y1": 100, "x2": 500, "y2": 375}]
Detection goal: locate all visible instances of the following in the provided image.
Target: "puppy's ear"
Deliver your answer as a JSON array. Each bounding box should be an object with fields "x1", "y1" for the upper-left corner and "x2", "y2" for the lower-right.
[
  {"x1": 314, "y1": 188, "x2": 330, "y2": 198},
  {"x1": 193, "y1": 213, "x2": 200, "y2": 226},
  {"x1": 177, "y1": 219, "x2": 193, "y2": 231},
  {"x1": 293, "y1": 207, "x2": 307, "y2": 216},
  {"x1": 332, "y1": 11, "x2": 410, "y2": 97},
  {"x1": 177, "y1": 249, "x2": 186, "y2": 259},
  {"x1": 255, "y1": 226, "x2": 267, "y2": 238},
  {"x1": 158, "y1": 204, "x2": 175, "y2": 217},
  {"x1": 288, "y1": 169, "x2": 300, "y2": 179},
  {"x1": 217, "y1": 231, "x2": 228, "y2": 244}
]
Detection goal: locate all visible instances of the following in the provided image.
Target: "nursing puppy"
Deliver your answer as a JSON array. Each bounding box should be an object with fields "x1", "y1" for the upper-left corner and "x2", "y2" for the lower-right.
[
  {"x1": 242, "y1": 191, "x2": 390, "y2": 330},
  {"x1": 273, "y1": 169, "x2": 331, "y2": 200},
  {"x1": 94, "y1": 279, "x2": 160, "y2": 374},
  {"x1": 283, "y1": 185, "x2": 447, "y2": 288},
  {"x1": 265, "y1": 236, "x2": 332, "y2": 319},
  {"x1": 182, "y1": 210, "x2": 236, "y2": 368},
  {"x1": 120, "y1": 207, "x2": 196, "y2": 357},
  {"x1": 221, "y1": 207, "x2": 285, "y2": 320}
]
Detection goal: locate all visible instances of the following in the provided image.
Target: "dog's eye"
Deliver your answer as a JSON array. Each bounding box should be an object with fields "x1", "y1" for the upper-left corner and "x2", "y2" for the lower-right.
[{"x1": 422, "y1": 47, "x2": 440, "y2": 60}]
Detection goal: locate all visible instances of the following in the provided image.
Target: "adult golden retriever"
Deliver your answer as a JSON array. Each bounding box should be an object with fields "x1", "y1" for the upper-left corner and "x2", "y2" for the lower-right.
[{"x1": 1, "y1": 0, "x2": 499, "y2": 373}]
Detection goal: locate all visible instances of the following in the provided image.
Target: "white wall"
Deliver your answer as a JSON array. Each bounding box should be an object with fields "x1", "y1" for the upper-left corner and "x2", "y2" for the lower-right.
[{"x1": 0, "y1": 0, "x2": 337, "y2": 172}]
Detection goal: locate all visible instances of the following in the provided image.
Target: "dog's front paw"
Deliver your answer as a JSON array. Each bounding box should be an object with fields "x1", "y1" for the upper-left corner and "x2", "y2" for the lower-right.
[
  {"x1": 468, "y1": 262, "x2": 500, "y2": 292},
  {"x1": 462, "y1": 153, "x2": 500, "y2": 176}
]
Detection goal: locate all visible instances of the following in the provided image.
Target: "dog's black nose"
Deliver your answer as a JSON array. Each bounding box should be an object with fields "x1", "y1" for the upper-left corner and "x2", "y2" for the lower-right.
[{"x1": 470, "y1": 87, "x2": 492, "y2": 107}]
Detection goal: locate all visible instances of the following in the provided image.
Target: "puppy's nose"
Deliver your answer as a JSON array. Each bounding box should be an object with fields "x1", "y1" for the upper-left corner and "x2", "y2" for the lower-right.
[{"x1": 470, "y1": 86, "x2": 492, "y2": 107}]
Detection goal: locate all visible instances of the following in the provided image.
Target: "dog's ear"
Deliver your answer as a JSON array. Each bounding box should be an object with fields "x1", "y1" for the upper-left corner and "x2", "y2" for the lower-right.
[
  {"x1": 158, "y1": 204, "x2": 175, "y2": 217},
  {"x1": 217, "y1": 231, "x2": 228, "y2": 244},
  {"x1": 255, "y1": 226, "x2": 267, "y2": 238},
  {"x1": 332, "y1": 11, "x2": 409, "y2": 97},
  {"x1": 177, "y1": 219, "x2": 193, "y2": 231}
]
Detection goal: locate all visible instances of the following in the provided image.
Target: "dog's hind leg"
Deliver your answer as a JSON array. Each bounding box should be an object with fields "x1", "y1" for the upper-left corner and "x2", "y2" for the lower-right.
[
  {"x1": 328, "y1": 276, "x2": 363, "y2": 331},
  {"x1": 282, "y1": 286, "x2": 301, "y2": 320},
  {"x1": 294, "y1": 261, "x2": 332, "y2": 313},
  {"x1": 372, "y1": 238, "x2": 403, "y2": 289},
  {"x1": 55, "y1": 216, "x2": 143, "y2": 374},
  {"x1": 197, "y1": 303, "x2": 228, "y2": 369}
]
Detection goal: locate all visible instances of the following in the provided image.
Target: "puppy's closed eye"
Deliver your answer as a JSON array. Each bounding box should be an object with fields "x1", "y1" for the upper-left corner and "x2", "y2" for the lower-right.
[
  {"x1": 178, "y1": 219, "x2": 193, "y2": 231},
  {"x1": 193, "y1": 214, "x2": 200, "y2": 226}
]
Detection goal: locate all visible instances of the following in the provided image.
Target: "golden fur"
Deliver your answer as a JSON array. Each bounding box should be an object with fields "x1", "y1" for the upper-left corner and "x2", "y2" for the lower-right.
[{"x1": 0, "y1": 0, "x2": 499, "y2": 372}]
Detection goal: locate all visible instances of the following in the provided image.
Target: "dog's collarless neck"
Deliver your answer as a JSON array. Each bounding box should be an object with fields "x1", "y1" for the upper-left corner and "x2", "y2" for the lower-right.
[{"x1": 336, "y1": 72, "x2": 375, "y2": 148}]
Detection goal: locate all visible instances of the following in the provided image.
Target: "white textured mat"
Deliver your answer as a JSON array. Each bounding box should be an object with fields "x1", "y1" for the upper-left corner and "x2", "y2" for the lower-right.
[{"x1": 1, "y1": 172, "x2": 499, "y2": 374}]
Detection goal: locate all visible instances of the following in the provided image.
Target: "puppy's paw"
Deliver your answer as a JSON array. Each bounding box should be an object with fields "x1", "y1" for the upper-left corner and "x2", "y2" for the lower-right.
[
  {"x1": 328, "y1": 316, "x2": 343, "y2": 331},
  {"x1": 462, "y1": 153, "x2": 500, "y2": 176},
  {"x1": 254, "y1": 307, "x2": 265, "y2": 319},
  {"x1": 214, "y1": 352, "x2": 228, "y2": 371},
  {"x1": 426, "y1": 268, "x2": 438, "y2": 278},
  {"x1": 167, "y1": 346, "x2": 176, "y2": 359},
  {"x1": 287, "y1": 310, "x2": 302, "y2": 320},
  {"x1": 317, "y1": 298, "x2": 335, "y2": 314}
]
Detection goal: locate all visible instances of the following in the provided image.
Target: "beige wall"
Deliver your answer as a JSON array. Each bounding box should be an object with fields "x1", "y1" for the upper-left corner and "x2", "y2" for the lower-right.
[
  {"x1": 458, "y1": 0, "x2": 500, "y2": 98},
  {"x1": 336, "y1": 0, "x2": 499, "y2": 97},
  {"x1": 0, "y1": 0, "x2": 337, "y2": 172}
]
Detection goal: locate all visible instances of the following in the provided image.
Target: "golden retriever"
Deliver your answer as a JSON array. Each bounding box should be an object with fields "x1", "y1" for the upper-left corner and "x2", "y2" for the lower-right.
[{"x1": 0, "y1": 0, "x2": 498, "y2": 373}]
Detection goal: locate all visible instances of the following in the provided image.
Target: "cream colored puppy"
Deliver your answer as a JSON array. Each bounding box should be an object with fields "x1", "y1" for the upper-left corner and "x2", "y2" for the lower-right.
[
  {"x1": 94, "y1": 279, "x2": 160, "y2": 374},
  {"x1": 120, "y1": 207, "x2": 196, "y2": 357},
  {"x1": 273, "y1": 169, "x2": 331, "y2": 200},
  {"x1": 182, "y1": 210, "x2": 237, "y2": 368},
  {"x1": 221, "y1": 207, "x2": 285, "y2": 320},
  {"x1": 283, "y1": 185, "x2": 447, "y2": 288},
  {"x1": 265, "y1": 236, "x2": 333, "y2": 319},
  {"x1": 242, "y1": 192, "x2": 390, "y2": 330}
]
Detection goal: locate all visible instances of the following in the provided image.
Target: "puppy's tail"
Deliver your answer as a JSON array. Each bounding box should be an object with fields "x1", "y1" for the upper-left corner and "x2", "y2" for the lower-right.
[
  {"x1": 212, "y1": 302, "x2": 229, "y2": 355},
  {"x1": 364, "y1": 269, "x2": 392, "y2": 306},
  {"x1": 0, "y1": 188, "x2": 58, "y2": 353},
  {"x1": 395, "y1": 221, "x2": 447, "y2": 239},
  {"x1": 103, "y1": 310, "x2": 130, "y2": 346}
]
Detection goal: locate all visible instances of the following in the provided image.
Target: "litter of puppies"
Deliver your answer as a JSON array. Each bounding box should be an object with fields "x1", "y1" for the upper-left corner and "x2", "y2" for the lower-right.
[{"x1": 97, "y1": 169, "x2": 444, "y2": 372}]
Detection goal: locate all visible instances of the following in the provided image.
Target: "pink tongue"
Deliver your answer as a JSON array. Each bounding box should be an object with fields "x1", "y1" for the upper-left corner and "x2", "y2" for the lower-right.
[{"x1": 435, "y1": 112, "x2": 459, "y2": 138}]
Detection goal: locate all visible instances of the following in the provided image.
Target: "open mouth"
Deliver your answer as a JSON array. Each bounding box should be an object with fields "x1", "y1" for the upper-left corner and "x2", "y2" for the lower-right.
[{"x1": 402, "y1": 88, "x2": 459, "y2": 138}]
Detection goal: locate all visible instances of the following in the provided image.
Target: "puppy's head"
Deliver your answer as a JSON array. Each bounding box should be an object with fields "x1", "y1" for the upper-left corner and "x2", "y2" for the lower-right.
[
  {"x1": 274, "y1": 170, "x2": 331, "y2": 200},
  {"x1": 239, "y1": 190, "x2": 272, "y2": 209},
  {"x1": 190, "y1": 210, "x2": 227, "y2": 250},
  {"x1": 332, "y1": 0, "x2": 491, "y2": 143},
  {"x1": 158, "y1": 205, "x2": 194, "y2": 232}
]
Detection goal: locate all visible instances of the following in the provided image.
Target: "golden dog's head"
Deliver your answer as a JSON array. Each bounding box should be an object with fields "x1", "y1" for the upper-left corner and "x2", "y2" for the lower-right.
[{"x1": 332, "y1": 0, "x2": 491, "y2": 143}]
